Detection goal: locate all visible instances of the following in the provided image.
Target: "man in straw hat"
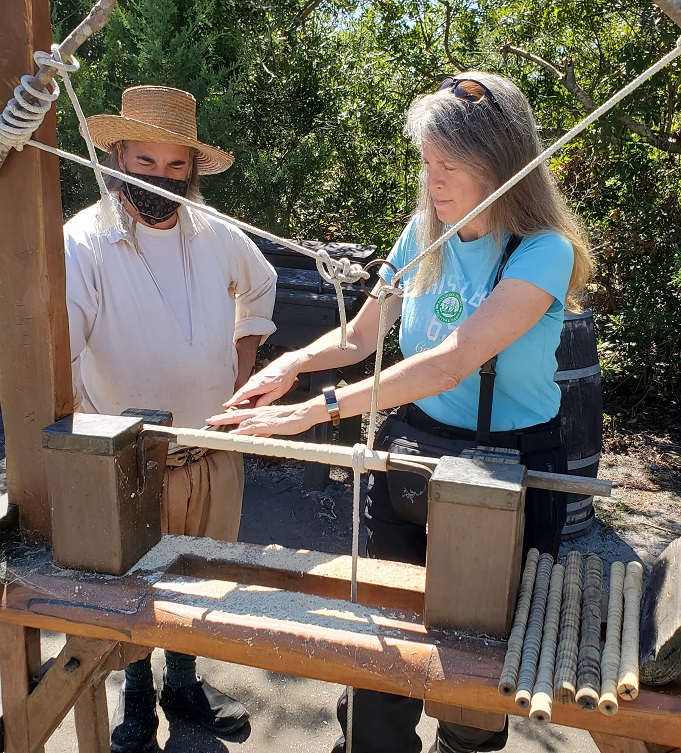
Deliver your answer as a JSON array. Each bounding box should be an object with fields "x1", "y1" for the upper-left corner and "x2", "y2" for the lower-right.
[{"x1": 64, "y1": 85, "x2": 277, "y2": 752}]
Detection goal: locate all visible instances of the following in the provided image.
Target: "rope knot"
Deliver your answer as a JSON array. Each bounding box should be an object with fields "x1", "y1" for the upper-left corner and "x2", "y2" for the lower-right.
[{"x1": 315, "y1": 251, "x2": 370, "y2": 286}]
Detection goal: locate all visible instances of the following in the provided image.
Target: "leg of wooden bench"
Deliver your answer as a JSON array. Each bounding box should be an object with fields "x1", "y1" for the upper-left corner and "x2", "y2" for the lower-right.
[
  {"x1": 590, "y1": 731, "x2": 681, "y2": 753},
  {"x1": 74, "y1": 673, "x2": 109, "y2": 753},
  {"x1": 26, "y1": 635, "x2": 117, "y2": 752},
  {"x1": 0, "y1": 624, "x2": 42, "y2": 753}
]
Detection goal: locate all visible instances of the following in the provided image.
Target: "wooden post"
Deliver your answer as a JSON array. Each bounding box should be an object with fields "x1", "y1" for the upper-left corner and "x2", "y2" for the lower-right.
[
  {"x1": 0, "y1": 624, "x2": 44, "y2": 753},
  {"x1": 423, "y1": 451, "x2": 526, "y2": 730},
  {"x1": 424, "y1": 451, "x2": 526, "y2": 636},
  {"x1": 0, "y1": 0, "x2": 72, "y2": 539}
]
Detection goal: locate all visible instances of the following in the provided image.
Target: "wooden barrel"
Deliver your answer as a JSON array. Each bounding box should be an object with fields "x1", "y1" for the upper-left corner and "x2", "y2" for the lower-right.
[{"x1": 554, "y1": 308, "x2": 603, "y2": 537}]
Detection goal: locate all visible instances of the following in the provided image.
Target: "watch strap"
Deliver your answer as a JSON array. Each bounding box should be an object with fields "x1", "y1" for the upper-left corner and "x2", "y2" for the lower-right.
[{"x1": 322, "y1": 386, "x2": 341, "y2": 427}]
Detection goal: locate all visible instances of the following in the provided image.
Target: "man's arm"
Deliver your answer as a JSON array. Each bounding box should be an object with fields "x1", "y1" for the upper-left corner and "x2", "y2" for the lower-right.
[{"x1": 234, "y1": 334, "x2": 261, "y2": 392}]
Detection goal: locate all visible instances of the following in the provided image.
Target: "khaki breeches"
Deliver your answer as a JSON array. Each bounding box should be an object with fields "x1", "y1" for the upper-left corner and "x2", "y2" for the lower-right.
[{"x1": 161, "y1": 451, "x2": 244, "y2": 542}]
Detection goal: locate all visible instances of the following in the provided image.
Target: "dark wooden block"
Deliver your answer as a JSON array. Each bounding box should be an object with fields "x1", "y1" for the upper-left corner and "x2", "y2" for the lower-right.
[{"x1": 43, "y1": 412, "x2": 170, "y2": 575}]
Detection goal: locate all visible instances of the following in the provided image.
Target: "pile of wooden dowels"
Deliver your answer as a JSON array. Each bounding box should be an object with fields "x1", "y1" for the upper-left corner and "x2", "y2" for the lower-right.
[{"x1": 497, "y1": 549, "x2": 644, "y2": 726}]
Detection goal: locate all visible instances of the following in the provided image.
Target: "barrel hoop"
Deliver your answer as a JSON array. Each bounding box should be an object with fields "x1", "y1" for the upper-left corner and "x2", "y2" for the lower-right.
[
  {"x1": 554, "y1": 364, "x2": 601, "y2": 381},
  {"x1": 562, "y1": 513, "x2": 595, "y2": 536},
  {"x1": 567, "y1": 452, "x2": 602, "y2": 471}
]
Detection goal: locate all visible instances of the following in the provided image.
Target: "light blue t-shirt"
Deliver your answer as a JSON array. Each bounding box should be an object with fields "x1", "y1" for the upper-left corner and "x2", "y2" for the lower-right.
[{"x1": 380, "y1": 216, "x2": 574, "y2": 432}]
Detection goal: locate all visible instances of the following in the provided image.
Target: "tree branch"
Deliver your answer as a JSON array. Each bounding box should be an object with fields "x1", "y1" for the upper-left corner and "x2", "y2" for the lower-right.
[
  {"x1": 287, "y1": 0, "x2": 325, "y2": 34},
  {"x1": 501, "y1": 43, "x2": 681, "y2": 154},
  {"x1": 439, "y1": 0, "x2": 468, "y2": 72},
  {"x1": 652, "y1": 0, "x2": 681, "y2": 28}
]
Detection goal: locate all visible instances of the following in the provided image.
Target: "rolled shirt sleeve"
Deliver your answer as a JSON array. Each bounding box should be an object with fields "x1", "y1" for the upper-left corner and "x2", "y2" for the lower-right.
[{"x1": 229, "y1": 228, "x2": 277, "y2": 342}]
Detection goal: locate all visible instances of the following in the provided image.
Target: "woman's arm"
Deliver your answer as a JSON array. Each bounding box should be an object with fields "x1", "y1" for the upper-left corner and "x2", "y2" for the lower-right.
[
  {"x1": 223, "y1": 280, "x2": 403, "y2": 408},
  {"x1": 207, "y1": 277, "x2": 554, "y2": 434}
]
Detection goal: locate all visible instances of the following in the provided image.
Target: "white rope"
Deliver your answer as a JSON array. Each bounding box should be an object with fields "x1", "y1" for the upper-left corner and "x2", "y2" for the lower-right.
[
  {"x1": 48, "y1": 46, "x2": 116, "y2": 219},
  {"x1": 344, "y1": 443, "x2": 367, "y2": 753},
  {"x1": 366, "y1": 284, "x2": 403, "y2": 450}
]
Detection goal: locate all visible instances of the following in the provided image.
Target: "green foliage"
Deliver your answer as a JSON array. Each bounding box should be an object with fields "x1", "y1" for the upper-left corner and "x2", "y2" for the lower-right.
[{"x1": 49, "y1": 0, "x2": 681, "y2": 402}]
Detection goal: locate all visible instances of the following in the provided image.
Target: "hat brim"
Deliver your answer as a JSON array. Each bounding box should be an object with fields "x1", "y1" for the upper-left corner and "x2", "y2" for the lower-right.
[{"x1": 83, "y1": 115, "x2": 234, "y2": 175}]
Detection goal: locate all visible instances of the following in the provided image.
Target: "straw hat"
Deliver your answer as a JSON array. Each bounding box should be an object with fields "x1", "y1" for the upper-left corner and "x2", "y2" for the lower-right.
[{"x1": 85, "y1": 86, "x2": 234, "y2": 174}]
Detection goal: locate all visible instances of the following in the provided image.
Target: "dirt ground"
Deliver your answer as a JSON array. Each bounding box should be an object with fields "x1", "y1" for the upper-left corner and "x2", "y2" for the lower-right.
[{"x1": 0, "y1": 406, "x2": 679, "y2": 752}]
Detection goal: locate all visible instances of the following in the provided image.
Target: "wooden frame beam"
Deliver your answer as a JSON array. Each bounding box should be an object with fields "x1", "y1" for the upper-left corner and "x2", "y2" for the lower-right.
[{"x1": 0, "y1": 0, "x2": 72, "y2": 539}]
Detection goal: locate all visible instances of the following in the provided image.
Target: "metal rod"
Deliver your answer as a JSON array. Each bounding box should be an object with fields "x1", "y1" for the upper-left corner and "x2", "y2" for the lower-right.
[{"x1": 142, "y1": 425, "x2": 612, "y2": 497}]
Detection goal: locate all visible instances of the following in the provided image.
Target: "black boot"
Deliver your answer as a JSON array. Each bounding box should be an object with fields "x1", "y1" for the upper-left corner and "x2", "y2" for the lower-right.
[
  {"x1": 159, "y1": 672, "x2": 249, "y2": 734},
  {"x1": 110, "y1": 687, "x2": 158, "y2": 753}
]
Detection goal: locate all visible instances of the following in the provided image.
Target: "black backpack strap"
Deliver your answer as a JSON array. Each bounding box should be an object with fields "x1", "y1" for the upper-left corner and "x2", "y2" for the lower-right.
[{"x1": 476, "y1": 234, "x2": 523, "y2": 443}]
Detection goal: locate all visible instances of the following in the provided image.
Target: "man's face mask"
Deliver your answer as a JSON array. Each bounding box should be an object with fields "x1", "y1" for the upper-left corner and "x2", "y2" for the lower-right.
[{"x1": 120, "y1": 157, "x2": 190, "y2": 225}]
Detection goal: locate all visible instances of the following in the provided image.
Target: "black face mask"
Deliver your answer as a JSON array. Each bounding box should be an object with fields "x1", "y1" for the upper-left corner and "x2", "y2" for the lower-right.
[{"x1": 122, "y1": 172, "x2": 190, "y2": 225}]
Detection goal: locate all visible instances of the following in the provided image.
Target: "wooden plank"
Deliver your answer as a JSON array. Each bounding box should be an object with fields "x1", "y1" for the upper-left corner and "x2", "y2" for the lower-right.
[
  {"x1": 74, "y1": 674, "x2": 109, "y2": 753},
  {"x1": 0, "y1": 0, "x2": 72, "y2": 539},
  {"x1": 0, "y1": 624, "x2": 39, "y2": 753},
  {"x1": 590, "y1": 731, "x2": 679, "y2": 753},
  {"x1": 27, "y1": 636, "x2": 117, "y2": 751}
]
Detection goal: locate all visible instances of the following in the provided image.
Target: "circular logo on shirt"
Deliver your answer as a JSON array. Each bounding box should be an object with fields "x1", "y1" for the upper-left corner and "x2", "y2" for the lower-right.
[{"x1": 435, "y1": 292, "x2": 463, "y2": 323}]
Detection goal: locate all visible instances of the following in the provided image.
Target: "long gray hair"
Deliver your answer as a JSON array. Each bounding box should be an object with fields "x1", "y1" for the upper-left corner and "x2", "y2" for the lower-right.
[
  {"x1": 404, "y1": 71, "x2": 591, "y2": 310},
  {"x1": 102, "y1": 140, "x2": 204, "y2": 204}
]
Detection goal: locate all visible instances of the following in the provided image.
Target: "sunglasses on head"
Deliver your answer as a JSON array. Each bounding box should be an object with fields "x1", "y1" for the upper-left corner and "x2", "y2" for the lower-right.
[{"x1": 437, "y1": 77, "x2": 503, "y2": 113}]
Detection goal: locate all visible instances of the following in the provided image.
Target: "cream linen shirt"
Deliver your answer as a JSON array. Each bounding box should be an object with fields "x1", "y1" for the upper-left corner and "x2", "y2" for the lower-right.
[{"x1": 64, "y1": 200, "x2": 277, "y2": 429}]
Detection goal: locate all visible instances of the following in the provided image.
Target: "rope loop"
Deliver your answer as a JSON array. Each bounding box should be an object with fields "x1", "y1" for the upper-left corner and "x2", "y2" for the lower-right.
[
  {"x1": 351, "y1": 443, "x2": 368, "y2": 476},
  {"x1": 377, "y1": 283, "x2": 403, "y2": 301},
  {"x1": 35, "y1": 45, "x2": 80, "y2": 73}
]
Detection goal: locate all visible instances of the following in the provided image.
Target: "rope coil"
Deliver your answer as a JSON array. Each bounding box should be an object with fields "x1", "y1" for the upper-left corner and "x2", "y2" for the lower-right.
[{"x1": 0, "y1": 48, "x2": 80, "y2": 154}]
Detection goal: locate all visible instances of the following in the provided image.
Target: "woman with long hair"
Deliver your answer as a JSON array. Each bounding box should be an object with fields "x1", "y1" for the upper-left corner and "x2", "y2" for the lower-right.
[{"x1": 208, "y1": 71, "x2": 591, "y2": 753}]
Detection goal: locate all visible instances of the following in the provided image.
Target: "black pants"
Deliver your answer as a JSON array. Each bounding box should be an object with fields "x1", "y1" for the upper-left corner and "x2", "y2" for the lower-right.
[{"x1": 334, "y1": 405, "x2": 568, "y2": 753}]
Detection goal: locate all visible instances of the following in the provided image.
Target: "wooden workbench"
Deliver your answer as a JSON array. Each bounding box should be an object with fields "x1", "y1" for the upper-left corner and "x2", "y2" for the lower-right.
[{"x1": 1, "y1": 536, "x2": 680, "y2": 753}]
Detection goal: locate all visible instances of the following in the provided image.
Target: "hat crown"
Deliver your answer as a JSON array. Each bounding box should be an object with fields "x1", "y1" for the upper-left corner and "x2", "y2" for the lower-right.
[{"x1": 120, "y1": 86, "x2": 198, "y2": 141}]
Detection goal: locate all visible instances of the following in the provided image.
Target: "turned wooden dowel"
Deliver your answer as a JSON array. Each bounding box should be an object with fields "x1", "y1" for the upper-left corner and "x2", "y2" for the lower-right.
[
  {"x1": 515, "y1": 552, "x2": 554, "y2": 709},
  {"x1": 618, "y1": 560, "x2": 644, "y2": 700},
  {"x1": 576, "y1": 554, "x2": 603, "y2": 711},
  {"x1": 554, "y1": 550, "x2": 583, "y2": 704},
  {"x1": 498, "y1": 549, "x2": 541, "y2": 696},
  {"x1": 530, "y1": 563, "x2": 565, "y2": 725},
  {"x1": 599, "y1": 561, "x2": 626, "y2": 715}
]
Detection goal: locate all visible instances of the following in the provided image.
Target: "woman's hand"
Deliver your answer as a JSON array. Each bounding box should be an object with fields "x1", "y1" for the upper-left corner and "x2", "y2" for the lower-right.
[
  {"x1": 206, "y1": 400, "x2": 325, "y2": 437},
  {"x1": 223, "y1": 352, "x2": 301, "y2": 410}
]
